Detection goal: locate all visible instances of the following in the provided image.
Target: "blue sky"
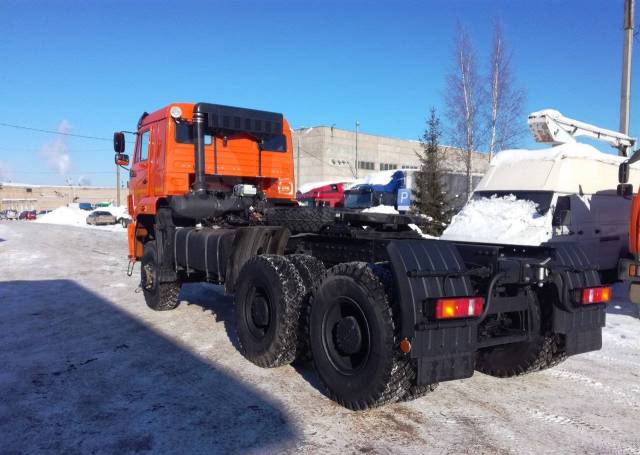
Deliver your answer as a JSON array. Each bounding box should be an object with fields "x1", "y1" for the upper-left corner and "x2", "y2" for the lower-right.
[{"x1": 0, "y1": 0, "x2": 636, "y2": 186}]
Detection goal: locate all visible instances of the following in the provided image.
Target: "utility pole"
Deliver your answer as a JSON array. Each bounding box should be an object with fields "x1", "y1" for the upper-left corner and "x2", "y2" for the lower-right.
[
  {"x1": 620, "y1": 0, "x2": 635, "y2": 155},
  {"x1": 116, "y1": 164, "x2": 120, "y2": 206},
  {"x1": 355, "y1": 120, "x2": 360, "y2": 178}
]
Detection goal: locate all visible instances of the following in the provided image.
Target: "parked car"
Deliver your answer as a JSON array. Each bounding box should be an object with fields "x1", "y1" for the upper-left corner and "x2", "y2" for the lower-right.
[
  {"x1": 5, "y1": 210, "x2": 18, "y2": 220},
  {"x1": 18, "y1": 210, "x2": 37, "y2": 220},
  {"x1": 37, "y1": 210, "x2": 52, "y2": 216},
  {"x1": 78, "y1": 202, "x2": 94, "y2": 211},
  {"x1": 86, "y1": 211, "x2": 117, "y2": 225}
]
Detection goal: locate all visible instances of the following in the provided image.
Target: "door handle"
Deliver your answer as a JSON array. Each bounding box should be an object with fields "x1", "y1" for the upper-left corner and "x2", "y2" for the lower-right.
[{"x1": 142, "y1": 179, "x2": 148, "y2": 184}]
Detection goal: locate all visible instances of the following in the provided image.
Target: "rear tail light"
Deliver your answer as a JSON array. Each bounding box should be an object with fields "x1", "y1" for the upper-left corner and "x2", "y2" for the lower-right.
[
  {"x1": 435, "y1": 297, "x2": 485, "y2": 320},
  {"x1": 629, "y1": 263, "x2": 639, "y2": 277},
  {"x1": 578, "y1": 286, "x2": 611, "y2": 305}
]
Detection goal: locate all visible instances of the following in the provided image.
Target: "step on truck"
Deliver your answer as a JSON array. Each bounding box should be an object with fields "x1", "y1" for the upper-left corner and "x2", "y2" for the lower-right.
[{"x1": 114, "y1": 102, "x2": 610, "y2": 410}]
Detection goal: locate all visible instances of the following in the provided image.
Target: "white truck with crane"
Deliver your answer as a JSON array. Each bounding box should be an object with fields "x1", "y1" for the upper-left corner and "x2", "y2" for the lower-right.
[{"x1": 443, "y1": 109, "x2": 637, "y2": 283}]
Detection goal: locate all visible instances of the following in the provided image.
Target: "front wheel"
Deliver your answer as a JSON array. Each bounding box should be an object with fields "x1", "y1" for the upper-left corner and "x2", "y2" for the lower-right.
[{"x1": 141, "y1": 241, "x2": 181, "y2": 311}]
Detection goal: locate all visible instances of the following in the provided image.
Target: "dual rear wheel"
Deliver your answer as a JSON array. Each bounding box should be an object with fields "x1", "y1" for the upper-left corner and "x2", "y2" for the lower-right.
[{"x1": 234, "y1": 258, "x2": 423, "y2": 410}]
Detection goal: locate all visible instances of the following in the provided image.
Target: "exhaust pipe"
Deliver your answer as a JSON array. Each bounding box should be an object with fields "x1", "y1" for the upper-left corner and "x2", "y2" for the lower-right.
[{"x1": 192, "y1": 104, "x2": 207, "y2": 194}]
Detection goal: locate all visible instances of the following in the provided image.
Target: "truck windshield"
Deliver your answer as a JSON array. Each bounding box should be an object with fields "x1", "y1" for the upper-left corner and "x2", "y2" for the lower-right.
[
  {"x1": 473, "y1": 191, "x2": 554, "y2": 215},
  {"x1": 344, "y1": 191, "x2": 373, "y2": 209}
]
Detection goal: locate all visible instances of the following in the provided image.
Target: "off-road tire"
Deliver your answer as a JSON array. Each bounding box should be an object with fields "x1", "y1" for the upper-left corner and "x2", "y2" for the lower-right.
[
  {"x1": 234, "y1": 255, "x2": 305, "y2": 368},
  {"x1": 287, "y1": 254, "x2": 326, "y2": 363},
  {"x1": 399, "y1": 382, "x2": 439, "y2": 402},
  {"x1": 265, "y1": 206, "x2": 336, "y2": 234},
  {"x1": 475, "y1": 291, "x2": 562, "y2": 377},
  {"x1": 370, "y1": 263, "x2": 440, "y2": 402},
  {"x1": 141, "y1": 241, "x2": 181, "y2": 311},
  {"x1": 309, "y1": 262, "x2": 412, "y2": 410}
]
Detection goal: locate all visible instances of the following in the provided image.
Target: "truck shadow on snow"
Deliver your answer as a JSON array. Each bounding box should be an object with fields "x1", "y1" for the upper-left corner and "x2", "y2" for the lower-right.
[
  {"x1": 0, "y1": 280, "x2": 298, "y2": 454},
  {"x1": 179, "y1": 283, "x2": 327, "y2": 395}
]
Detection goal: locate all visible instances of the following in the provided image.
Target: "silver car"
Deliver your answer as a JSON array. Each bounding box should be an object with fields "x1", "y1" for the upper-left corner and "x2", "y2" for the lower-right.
[{"x1": 86, "y1": 211, "x2": 117, "y2": 226}]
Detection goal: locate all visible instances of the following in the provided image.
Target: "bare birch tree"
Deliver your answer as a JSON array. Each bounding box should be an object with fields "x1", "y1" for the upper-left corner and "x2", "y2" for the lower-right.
[
  {"x1": 445, "y1": 25, "x2": 483, "y2": 199},
  {"x1": 487, "y1": 21, "x2": 526, "y2": 161}
]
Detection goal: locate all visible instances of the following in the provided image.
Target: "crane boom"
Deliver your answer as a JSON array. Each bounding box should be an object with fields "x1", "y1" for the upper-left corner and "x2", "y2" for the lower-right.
[{"x1": 528, "y1": 109, "x2": 636, "y2": 156}]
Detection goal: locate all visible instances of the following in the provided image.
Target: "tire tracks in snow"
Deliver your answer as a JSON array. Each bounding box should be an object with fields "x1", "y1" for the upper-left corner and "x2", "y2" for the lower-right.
[
  {"x1": 543, "y1": 368, "x2": 640, "y2": 408},
  {"x1": 525, "y1": 406, "x2": 640, "y2": 454}
]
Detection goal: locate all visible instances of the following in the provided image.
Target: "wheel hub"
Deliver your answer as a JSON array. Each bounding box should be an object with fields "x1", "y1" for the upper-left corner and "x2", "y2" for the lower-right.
[
  {"x1": 251, "y1": 295, "x2": 270, "y2": 328},
  {"x1": 334, "y1": 316, "x2": 362, "y2": 355}
]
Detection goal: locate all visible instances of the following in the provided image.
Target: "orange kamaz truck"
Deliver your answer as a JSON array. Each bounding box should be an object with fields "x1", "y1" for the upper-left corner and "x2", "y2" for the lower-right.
[{"x1": 114, "y1": 102, "x2": 610, "y2": 410}]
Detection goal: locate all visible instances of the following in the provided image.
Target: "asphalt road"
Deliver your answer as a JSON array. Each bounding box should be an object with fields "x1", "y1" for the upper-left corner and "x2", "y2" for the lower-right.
[{"x1": 1, "y1": 221, "x2": 639, "y2": 454}]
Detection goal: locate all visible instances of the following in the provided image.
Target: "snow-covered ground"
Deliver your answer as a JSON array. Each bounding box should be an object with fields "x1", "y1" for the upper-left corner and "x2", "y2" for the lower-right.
[
  {"x1": 441, "y1": 194, "x2": 552, "y2": 245},
  {"x1": 35, "y1": 204, "x2": 128, "y2": 232},
  {"x1": 1, "y1": 221, "x2": 639, "y2": 453}
]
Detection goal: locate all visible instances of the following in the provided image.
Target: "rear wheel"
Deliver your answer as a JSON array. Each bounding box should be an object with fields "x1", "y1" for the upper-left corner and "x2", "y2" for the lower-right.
[
  {"x1": 399, "y1": 382, "x2": 439, "y2": 402},
  {"x1": 309, "y1": 262, "x2": 411, "y2": 410},
  {"x1": 234, "y1": 255, "x2": 305, "y2": 368},
  {"x1": 475, "y1": 291, "x2": 562, "y2": 377},
  {"x1": 287, "y1": 254, "x2": 326, "y2": 363},
  {"x1": 141, "y1": 241, "x2": 181, "y2": 311}
]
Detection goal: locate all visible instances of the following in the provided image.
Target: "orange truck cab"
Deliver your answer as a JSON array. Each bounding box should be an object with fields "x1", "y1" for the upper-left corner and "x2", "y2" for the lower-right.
[{"x1": 113, "y1": 102, "x2": 296, "y2": 261}]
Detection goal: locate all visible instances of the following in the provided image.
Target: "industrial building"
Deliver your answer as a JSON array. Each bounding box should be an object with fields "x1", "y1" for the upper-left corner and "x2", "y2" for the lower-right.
[
  {"x1": 291, "y1": 126, "x2": 489, "y2": 196},
  {"x1": 0, "y1": 182, "x2": 118, "y2": 211}
]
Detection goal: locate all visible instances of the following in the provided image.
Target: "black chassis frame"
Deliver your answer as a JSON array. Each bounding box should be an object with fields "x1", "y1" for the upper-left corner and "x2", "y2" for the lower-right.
[{"x1": 150, "y1": 206, "x2": 606, "y2": 387}]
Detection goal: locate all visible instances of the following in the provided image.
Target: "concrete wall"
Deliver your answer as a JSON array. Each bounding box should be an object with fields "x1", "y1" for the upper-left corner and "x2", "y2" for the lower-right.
[
  {"x1": 0, "y1": 183, "x2": 118, "y2": 211},
  {"x1": 292, "y1": 126, "x2": 489, "y2": 193}
]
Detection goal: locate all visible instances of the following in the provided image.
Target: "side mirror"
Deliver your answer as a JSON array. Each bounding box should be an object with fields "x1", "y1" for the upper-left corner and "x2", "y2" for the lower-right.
[
  {"x1": 617, "y1": 183, "x2": 634, "y2": 197},
  {"x1": 619, "y1": 161, "x2": 630, "y2": 183},
  {"x1": 113, "y1": 132, "x2": 125, "y2": 153},
  {"x1": 115, "y1": 153, "x2": 129, "y2": 167},
  {"x1": 552, "y1": 209, "x2": 572, "y2": 227}
]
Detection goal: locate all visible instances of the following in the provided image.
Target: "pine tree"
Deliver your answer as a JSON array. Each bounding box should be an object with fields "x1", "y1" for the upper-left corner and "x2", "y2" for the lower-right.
[{"x1": 413, "y1": 108, "x2": 453, "y2": 236}]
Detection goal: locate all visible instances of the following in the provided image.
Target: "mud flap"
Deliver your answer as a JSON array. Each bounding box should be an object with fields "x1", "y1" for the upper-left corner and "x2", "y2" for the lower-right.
[
  {"x1": 550, "y1": 243, "x2": 606, "y2": 356},
  {"x1": 386, "y1": 239, "x2": 477, "y2": 385}
]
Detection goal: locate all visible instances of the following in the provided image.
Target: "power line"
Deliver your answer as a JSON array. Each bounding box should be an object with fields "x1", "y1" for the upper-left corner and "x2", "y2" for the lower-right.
[{"x1": 0, "y1": 122, "x2": 111, "y2": 141}]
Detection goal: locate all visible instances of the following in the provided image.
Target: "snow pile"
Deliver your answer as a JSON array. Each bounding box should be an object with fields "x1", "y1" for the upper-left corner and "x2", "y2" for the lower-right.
[
  {"x1": 408, "y1": 223, "x2": 437, "y2": 239},
  {"x1": 440, "y1": 195, "x2": 552, "y2": 245},
  {"x1": 493, "y1": 143, "x2": 626, "y2": 167},
  {"x1": 350, "y1": 170, "x2": 400, "y2": 188},
  {"x1": 362, "y1": 205, "x2": 399, "y2": 214},
  {"x1": 35, "y1": 205, "x2": 127, "y2": 232}
]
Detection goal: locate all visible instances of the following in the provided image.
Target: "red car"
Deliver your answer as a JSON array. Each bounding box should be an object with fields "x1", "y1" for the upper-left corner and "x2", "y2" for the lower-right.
[
  {"x1": 18, "y1": 210, "x2": 37, "y2": 220},
  {"x1": 297, "y1": 182, "x2": 347, "y2": 208}
]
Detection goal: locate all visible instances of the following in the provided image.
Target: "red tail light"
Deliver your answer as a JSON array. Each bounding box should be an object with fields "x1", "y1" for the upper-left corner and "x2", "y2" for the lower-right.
[
  {"x1": 579, "y1": 286, "x2": 611, "y2": 305},
  {"x1": 435, "y1": 297, "x2": 485, "y2": 319}
]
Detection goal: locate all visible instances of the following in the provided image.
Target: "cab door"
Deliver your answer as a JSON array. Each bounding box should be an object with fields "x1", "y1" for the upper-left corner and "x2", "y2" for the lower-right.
[{"x1": 130, "y1": 128, "x2": 151, "y2": 210}]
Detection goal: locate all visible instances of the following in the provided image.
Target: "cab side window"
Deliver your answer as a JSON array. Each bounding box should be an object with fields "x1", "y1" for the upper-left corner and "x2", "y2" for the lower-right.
[{"x1": 138, "y1": 130, "x2": 150, "y2": 162}]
